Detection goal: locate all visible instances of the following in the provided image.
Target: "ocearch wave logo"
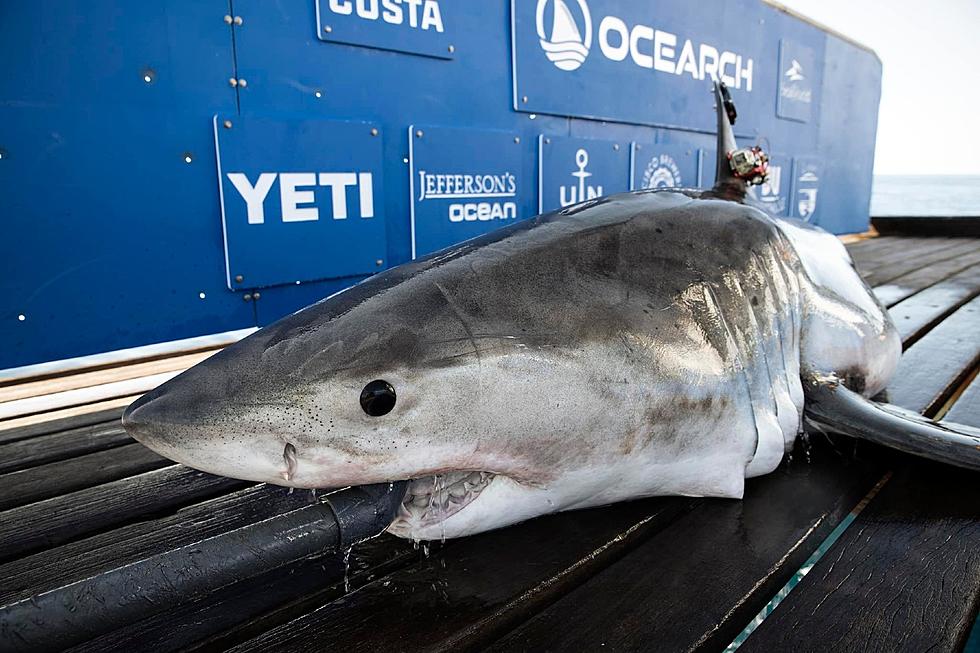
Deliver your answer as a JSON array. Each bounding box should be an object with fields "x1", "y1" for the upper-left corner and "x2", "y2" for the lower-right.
[
  {"x1": 536, "y1": 0, "x2": 592, "y2": 71},
  {"x1": 534, "y1": 0, "x2": 754, "y2": 91}
]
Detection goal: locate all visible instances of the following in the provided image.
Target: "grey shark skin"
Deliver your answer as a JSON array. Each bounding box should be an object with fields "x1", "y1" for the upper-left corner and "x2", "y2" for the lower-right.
[
  {"x1": 123, "y1": 86, "x2": 977, "y2": 541},
  {"x1": 123, "y1": 191, "x2": 901, "y2": 540}
]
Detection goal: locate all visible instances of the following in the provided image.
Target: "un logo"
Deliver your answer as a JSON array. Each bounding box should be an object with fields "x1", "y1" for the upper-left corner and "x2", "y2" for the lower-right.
[{"x1": 536, "y1": 0, "x2": 592, "y2": 71}]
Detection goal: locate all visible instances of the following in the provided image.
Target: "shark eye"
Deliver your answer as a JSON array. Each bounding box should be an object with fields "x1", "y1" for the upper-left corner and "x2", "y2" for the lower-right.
[{"x1": 360, "y1": 380, "x2": 396, "y2": 417}]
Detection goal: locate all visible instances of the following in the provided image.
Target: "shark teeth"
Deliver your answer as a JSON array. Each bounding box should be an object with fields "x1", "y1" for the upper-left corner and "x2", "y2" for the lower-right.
[{"x1": 395, "y1": 471, "x2": 495, "y2": 527}]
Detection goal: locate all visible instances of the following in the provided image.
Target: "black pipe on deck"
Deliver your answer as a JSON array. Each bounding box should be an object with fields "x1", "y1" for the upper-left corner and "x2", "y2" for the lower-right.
[{"x1": 0, "y1": 481, "x2": 407, "y2": 652}]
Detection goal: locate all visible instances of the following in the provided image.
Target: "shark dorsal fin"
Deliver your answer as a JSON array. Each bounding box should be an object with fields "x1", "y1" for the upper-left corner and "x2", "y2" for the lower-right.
[{"x1": 711, "y1": 81, "x2": 747, "y2": 200}]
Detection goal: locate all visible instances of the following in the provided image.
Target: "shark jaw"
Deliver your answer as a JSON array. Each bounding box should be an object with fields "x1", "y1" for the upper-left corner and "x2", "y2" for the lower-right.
[{"x1": 386, "y1": 471, "x2": 498, "y2": 540}]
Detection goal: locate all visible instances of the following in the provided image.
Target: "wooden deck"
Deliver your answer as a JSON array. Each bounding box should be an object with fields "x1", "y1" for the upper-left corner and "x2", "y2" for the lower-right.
[{"x1": 1, "y1": 234, "x2": 979, "y2": 652}]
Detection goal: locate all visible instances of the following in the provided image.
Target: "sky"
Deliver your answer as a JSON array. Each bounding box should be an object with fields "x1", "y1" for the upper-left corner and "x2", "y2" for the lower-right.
[{"x1": 779, "y1": 0, "x2": 980, "y2": 175}]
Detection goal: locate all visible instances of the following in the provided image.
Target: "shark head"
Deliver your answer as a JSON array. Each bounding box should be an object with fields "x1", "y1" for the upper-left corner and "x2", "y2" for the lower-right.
[
  {"x1": 125, "y1": 227, "x2": 680, "y2": 541},
  {"x1": 123, "y1": 199, "x2": 766, "y2": 541}
]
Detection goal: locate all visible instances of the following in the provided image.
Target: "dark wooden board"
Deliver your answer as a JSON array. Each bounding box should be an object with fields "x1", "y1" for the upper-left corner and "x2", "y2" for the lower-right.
[
  {"x1": 0, "y1": 421, "x2": 132, "y2": 474},
  {"x1": 68, "y1": 534, "x2": 419, "y2": 653},
  {"x1": 0, "y1": 465, "x2": 248, "y2": 563},
  {"x1": 887, "y1": 295, "x2": 980, "y2": 415},
  {"x1": 229, "y1": 499, "x2": 696, "y2": 653},
  {"x1": 739, "y1": 459, "x2": 980, "y2": 653},
  {"x1": 872, "y1": 216, "x2": 980, "y2": 238},
  {"x1": 860, "y1": 239, "x2": 980, "y2": 287},
  {"x1": 872, "y1": 246, "x2": 980, "y2": 308},
  {"x1": 0, "y1": 484, "x2": 314, "y2": 606},
  {"x1": 851, "y1": 237, "x2": 961, "y2": 276},
  {"x1": 888, "y1": 264, "x2": 980, "y2": 345},
  {"x1": 0, "y1": 442, "x2": 169, "y2": 511},
  {"x1": 944, "y1": 374, "x2": 980, "y2": 426},
  {"x1": 0, "y1": 408, "x2": 123, "y2": 445},
  {"x1": 485, "y1": 441, "x2": 884, "y2": 653}
]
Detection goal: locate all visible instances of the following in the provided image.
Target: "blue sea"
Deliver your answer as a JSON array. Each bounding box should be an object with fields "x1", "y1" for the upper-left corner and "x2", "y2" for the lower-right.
[{"x1": 871, "y1": 175, "x2": 980, "y2": 217}]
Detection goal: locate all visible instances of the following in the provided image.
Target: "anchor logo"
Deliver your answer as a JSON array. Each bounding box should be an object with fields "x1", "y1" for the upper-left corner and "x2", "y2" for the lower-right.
[{"x1": 560, "y1": 148, "x2": 603, "y2": 206}]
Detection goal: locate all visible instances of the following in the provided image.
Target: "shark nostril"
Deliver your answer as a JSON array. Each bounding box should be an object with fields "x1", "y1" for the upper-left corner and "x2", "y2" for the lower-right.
[{"x1": 282, "y1": 443, "x2": 298, "y2": 481}]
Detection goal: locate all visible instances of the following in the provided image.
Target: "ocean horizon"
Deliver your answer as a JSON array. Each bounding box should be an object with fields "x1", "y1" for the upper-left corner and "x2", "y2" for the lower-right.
[{"x1": 872, "y1": 174, "x2": 980, "y2": 217}]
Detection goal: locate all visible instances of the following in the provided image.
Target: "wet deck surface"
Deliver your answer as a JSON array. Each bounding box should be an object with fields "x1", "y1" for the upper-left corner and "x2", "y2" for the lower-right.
[{"x1": 1, "y1": 234, "x2": 979, "y2": 652}]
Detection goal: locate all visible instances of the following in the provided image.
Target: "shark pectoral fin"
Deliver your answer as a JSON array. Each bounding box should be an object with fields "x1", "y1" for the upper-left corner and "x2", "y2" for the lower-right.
[{"x1": 803, "y1": 378, "x2": 980, "y2": 472}]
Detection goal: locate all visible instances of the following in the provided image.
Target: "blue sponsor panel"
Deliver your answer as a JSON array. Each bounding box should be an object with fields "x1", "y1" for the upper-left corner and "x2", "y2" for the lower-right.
[
  {"x1": 747, "y1": 153, "x2": 792, "y2": 217},
  {"x1": 792, "y1": 156, "x2": 822, "y2": 222},
  {"x1": 539, "y1": 135, "x2": 630, "y2": 212},
  {"x1": 409, "y1": 126, "x2": 527, "y2": 258},
  {"x1": 0, "y1": 0, "x2": 882, "y2": 368},
  {"x1": 315, "y1": 0, "x2": 453, "y2": 59},
  {"x1": 215, "y1": 116, "x2": 387, "y2": 289},
  {"x1": 512, "y1": 0, "x2": 815, "y2": 135},
  {"x1": 630, "y1": 142, "x2": 699, "y2": 190},
  {"x1": 777, "y1": 39, "x2": 819, "y2": 123}
]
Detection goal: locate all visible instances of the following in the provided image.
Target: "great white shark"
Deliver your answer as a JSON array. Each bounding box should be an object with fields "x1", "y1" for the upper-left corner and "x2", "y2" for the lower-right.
[{"x1": 124, "y1": 83, "x2": 980, "y2": 541}]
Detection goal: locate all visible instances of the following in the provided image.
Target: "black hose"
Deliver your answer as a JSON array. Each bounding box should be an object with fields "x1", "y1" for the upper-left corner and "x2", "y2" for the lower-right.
[{"x1": 0, "y1": 481, "x2": 407, "y2": 652}]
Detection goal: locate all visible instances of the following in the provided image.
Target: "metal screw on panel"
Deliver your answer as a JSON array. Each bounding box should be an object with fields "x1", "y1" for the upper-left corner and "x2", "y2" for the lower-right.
[
  {"x1": 371, "y1": 128, "x2": 379, "y2": 136},
  {"x1": 223, "y1": 119, "x2": 233, "y2": 129},
  {"x1": 323, "y1": 25, "x2": 333, "y2": 33},
  {"x1": 243, "y1": 294, "x2": 253, "y2": 302},
  {"x1": 238, "y1": 79, "x2": 247, "y2": 88},
  {"x1": 545, "y1": 138, "x2": 551, "y2": 144},
  {"x1": 17, "y1": 314, "x2": 25, "y2": 322},
  {"x1": 0, "y1": 150, "x2": 6, "y2": 160},
  {"x1": 376, "y1": 259, "x2": 384, "y2": 266},
  {"x1": 514, "y1": 137, "x2": 520, "y2": 144},
  {"x1": 314, "y1": 89, "x2": 323, "y2": 98},
  {"x1": 415, "y1": 130, "x2": 423, "y2": 138},
  {"x1": 229, "y1": 78, "x2": 238, "y2": 87},
  {"x1": 224, "y1": 15, "x2": 233, "y2": 24},
  {"x1": 234, "y1": 16, "x2": 243, "y2": 26},
  {"x1": 522, "y1": 95, "x2": 528, "y2": 104},
  {"x1": 234, "y1": 274, "x2": 244, "y2": 283},
  {"x1": 252, "y1": 292, "x2": 261, "y2": 300},
  {"x1": 613, "y1": 143, "x2": 620, "y2": 151},
  {"x1": 529, "y1": 113, "x2": 537, "y2": 120},
  {"x1": 448, "y1": 45, "x2": 455, "y2": 53},
  {"x1": 183, "y1": 152, "x2": 193, "y2": 164},
  {"x1": 142, "y1": 69, "x2": 156, "y2": 84}
]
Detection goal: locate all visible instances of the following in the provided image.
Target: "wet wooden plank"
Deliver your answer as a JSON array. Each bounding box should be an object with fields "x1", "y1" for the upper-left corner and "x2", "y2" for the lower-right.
[
  {"x1": 887, "y1": 295, "x2": 980, "y2": 415},
  {"x1": 872, "y1": 246, "x2": 980, "y2": 307},
  {"x1": 944, "y1": 374, "x2": 980, "y2": 426},
  {"x1": 0, "y1": 466, "x2": 248, "y2": 563},
  {"x1": 68, "y1": 535, "x2": 418, "y2": 653},
  {"x1": 888, "y1": 264, "x2": 980, "y2": 345},
  {"x1": 0, "y1": 421, "x2": 132, "y2": 473},
  {"x1": 0, "y1": 407, "x2": 123, "y2": 446},
  {"x1": 856, "y1": 239, "x2": 979, "y2": 287},
  {"x1": 0, "y1": 443, "x2": 169, "y2": 512},
  {"x1": 486, "y1": 441, "x2": 883, "y2": 653},
  {"x1": 739, "y1": 459, "x2": 980, "y2": 653},
  {"x1": 0, "y1": 484, "x2": 310, "y2": 606},
  {"x1": 229, "y1": 498, "x2": 695, "y2": 653}
]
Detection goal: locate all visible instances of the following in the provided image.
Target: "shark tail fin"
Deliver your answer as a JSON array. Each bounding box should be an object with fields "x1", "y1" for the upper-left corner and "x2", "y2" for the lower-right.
[{"x1": 804, "y1": 377, "x2": 980, "y2": 472}]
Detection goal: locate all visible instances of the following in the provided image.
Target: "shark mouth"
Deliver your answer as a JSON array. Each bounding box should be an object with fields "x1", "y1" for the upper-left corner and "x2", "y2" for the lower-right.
[{"x1": 387, "y1": 471, "x2": 496, "y2": 537}]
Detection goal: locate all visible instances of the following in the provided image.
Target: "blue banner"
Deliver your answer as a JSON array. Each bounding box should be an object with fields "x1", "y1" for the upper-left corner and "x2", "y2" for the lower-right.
[
  {"x1": 792, "y1": 156, "x2": 822, "y2": 221},
  {"x1": 777, "y1": 39, "x2": 819, "y2": 123},
  {"x1": 538, "y1": 135, "x2": 630, "y2": 212},
  {"x1": 214, "y1": 116, "x2": 387, "y2": 289},
  {"x1": 316, "y1": 0, "x2": 453, "y2": 59},
  {"x1": 630, "y1": 142, "x2": 700, "y2": 190},
  {"x1": 409, "y1": 125, "x2": 527, "y2": 257},
  {"x1": 512, "y1": 0, "x2": 781, "y2": 130}
]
